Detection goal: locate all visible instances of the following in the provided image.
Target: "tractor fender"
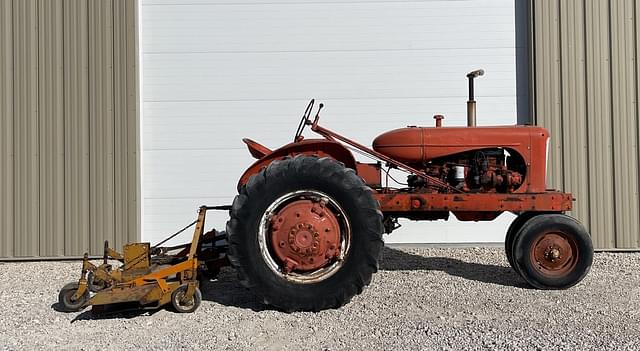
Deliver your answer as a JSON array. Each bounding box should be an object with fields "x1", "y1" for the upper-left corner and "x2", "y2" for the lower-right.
[{"x1": 237, "y1": 139, "x2": 356, "y2": 191}]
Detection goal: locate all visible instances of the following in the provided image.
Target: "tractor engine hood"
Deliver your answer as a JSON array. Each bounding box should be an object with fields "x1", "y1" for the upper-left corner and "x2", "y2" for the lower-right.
[{"x1": 372, "y1": 125, "x2": 549, "y2": 164}]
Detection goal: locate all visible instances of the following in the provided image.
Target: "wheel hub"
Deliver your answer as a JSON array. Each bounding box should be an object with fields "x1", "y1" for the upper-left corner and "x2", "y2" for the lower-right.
[
  {"x1": 270, "y1": 199, "x2": 341, "y2": 273},
  {"x1": 532, "y1": 232, "x2": 578, "y2": 276}
]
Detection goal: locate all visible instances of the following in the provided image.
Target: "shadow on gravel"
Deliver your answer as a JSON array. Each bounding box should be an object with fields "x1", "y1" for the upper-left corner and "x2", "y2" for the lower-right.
[
  {"x1": 199, "y1": 269, "x2": 277, "y2": 312},
  {"x1": 380, "y1": 247, "x2": 529, "y2": 288},
  {"x1": 197, "y1": 247, "x2": 530, "y2": 310},
  {"x1": 51, "y1": 302, "x2": 163, "y2": 322},
  {"x1": 50, "y1": 247, "x2": 529, "y2": 318}
]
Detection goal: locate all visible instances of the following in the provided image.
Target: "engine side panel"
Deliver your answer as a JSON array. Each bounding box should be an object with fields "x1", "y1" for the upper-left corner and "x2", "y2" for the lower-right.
[{"x1": 372, "y1": 125, "x2": 550, "y2": 192}]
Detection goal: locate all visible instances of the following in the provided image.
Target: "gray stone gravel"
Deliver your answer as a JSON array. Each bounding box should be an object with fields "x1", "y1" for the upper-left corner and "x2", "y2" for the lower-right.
[{"x1": 0, "y1": 247, "x2": 638, "y2": 351}]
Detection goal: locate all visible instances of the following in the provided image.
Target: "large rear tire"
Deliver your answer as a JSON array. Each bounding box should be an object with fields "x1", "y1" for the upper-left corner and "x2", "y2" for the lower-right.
[
  {"x1": 227, "y1": 155, "x2": 384, "y2": 311},
  {"x1": 513, "y1": 214, "x2": 593, "y2": 289}
]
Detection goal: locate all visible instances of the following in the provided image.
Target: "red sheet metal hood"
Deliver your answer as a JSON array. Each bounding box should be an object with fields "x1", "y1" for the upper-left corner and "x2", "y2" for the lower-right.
[{"x1": 372, "y1": 125, "x2": 548, "y2": 164}]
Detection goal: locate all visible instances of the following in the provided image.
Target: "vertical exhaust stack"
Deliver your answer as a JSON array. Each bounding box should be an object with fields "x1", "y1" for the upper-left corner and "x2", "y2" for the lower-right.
[{"x1": 466, "y1": 69, "x2": 484, "y2": 127}]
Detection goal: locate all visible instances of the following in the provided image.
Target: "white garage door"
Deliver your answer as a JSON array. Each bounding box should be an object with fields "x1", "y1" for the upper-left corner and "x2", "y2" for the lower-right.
[{"x1": 140, "y1": 0, "x2": 521, "y2": 245}]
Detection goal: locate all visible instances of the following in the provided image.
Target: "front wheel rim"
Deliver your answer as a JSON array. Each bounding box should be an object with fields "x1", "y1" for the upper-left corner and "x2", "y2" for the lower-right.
[
  {"x1": 258, "y1": 190, "x2": 351, "y2": 284},
  {"x1": 529, "y1": 231, "x2": 579, "y2": 277}
]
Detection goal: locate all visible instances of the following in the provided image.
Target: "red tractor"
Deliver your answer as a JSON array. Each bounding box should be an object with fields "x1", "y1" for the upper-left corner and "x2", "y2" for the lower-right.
[
  {"x1": 228, "y1": 70, "x2": 593, "y2": 311},
  {"x1": 57, "y1": 70, "x2": 593, "y2": 314}
]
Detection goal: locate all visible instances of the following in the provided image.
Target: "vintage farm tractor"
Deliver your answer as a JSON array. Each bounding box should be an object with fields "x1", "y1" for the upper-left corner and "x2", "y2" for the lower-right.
[{"x1": 59, "y1": 70, "x2": 593, "y2": 313}]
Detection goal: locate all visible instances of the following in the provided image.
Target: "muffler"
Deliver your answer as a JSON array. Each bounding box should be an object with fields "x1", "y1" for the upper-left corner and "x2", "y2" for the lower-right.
[{"x1": 466, "y1": 69, "x2": 484, "y2": 127}]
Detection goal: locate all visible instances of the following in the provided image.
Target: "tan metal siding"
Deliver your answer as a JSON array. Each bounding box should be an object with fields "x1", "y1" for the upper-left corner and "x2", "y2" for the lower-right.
[
  {"x1": 533, "y1": 0, "x2": 564, "y2": 190},
  {"x1": 610, "y1": 0, "x2": 640, "y2": 249},
  {"x1": 532, "y1": 0, "x2": 640, "y2": 249},
  {"x1": 13, "y1": 0, "x2": 40, "y2": 256},
  {"x1": 88, "y1": 0, "x2": 116, "y2": 254},
  {"x1": 113, "y1": 0, "x2": 139, "y2": 247},
  {"x1": 38, "y1": 0, "x2": 65, "y2": 256},
  {"x1": 0, "y1": 0, "x2": 13, "y2": 258},
  {"x1": 559, "y1": 0, "x2": 590, "y2": 226},
  {"x1": 0, "y1": 0, "x2": 139, "y2": 258},
  {"x1": 63, "y1": 0, "x2": 91, "y2": 256}
]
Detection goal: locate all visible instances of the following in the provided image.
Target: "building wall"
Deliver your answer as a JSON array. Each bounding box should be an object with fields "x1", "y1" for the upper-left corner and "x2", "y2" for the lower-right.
[
  {"x1": 531, "y1": 0, "x2": 640, "y2": 249},
  {"x1": 0, "y1": 0, "x2": 139, "y2": 258},
  {"x1": 139, "y1": 0, "x2": 522, "y2": 246}
]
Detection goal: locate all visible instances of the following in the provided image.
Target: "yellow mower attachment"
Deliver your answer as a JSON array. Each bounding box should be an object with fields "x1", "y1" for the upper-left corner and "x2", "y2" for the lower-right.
[{"x1": 58, "y1": 205, "x2": 229, "y2": 313}]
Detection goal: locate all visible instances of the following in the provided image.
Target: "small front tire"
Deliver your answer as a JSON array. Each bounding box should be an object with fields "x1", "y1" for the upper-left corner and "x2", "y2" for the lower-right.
[
  {"x1": 513, "y1": 214, "x2": 593, "y2": 289},
  {"x1": 505, "y1": 212, "x2": 537, "y2": 270}
]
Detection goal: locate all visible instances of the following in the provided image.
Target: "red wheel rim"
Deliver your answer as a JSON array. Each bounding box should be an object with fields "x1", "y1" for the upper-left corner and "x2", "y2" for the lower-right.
[
  {"x1": 258, "y1": 190, "x2": 351, "y2": 283},
  {"x1": 270, "y1": 199, "x2": 342, "y2": 273},
  {"x1": 529, "y1": 231, "x2": 579, "y2": 277}
]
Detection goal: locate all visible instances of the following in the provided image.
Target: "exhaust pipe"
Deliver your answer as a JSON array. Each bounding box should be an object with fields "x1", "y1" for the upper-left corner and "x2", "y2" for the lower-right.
[{"x1": 466, "y1": 69, "x2": 484, "y2": 127}]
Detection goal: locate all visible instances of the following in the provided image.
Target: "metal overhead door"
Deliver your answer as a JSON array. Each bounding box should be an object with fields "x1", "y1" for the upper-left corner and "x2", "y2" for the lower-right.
[{"x1": 140, "y1": 0, "x2": 523, "y2": 244}]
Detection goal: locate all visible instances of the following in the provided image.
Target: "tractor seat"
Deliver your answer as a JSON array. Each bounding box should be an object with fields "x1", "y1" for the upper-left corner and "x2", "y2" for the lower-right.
[{"x1": 242, "y1": 138, "x2": 272, "y2": 159}]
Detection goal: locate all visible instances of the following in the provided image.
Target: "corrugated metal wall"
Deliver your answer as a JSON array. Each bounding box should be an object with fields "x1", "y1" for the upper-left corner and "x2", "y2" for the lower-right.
[
  {"x1": 0, "y1": 0, "x2": 139, "y2": 258},
  {"x1": 531, "y1": 0, "x2": 640, "y2": 249}
]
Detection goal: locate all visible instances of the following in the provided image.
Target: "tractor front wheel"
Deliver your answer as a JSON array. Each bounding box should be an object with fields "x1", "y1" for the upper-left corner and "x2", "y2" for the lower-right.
[
  {"x1": 227, "y1": 156, "x2": 384, "y2": 311},
  {"x1": 505, "y1": 212, "x2": 538, "y2": 270},
  {"x1": 513, "y1": 214, "x2": 593, "y2": 289}
]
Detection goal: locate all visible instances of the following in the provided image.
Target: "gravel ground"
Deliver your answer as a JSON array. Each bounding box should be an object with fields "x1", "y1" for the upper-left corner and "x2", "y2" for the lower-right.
[{"x1": 0, "y1": 247, "x2": 638, "y2": 351}]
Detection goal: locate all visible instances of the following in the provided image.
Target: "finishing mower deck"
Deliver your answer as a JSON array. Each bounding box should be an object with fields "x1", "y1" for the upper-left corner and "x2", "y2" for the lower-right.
[{"x1": 58, "y1": 206, "x2": 229, "y2": 313}]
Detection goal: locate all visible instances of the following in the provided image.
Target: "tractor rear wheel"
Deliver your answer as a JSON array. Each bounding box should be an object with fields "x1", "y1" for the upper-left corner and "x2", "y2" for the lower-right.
[
  {"x1": 513, "y1": 214, "x2": 593, "y2": 289},
  {"x1": 227, "y1": 155, "x2": 384, "y2": 311}
]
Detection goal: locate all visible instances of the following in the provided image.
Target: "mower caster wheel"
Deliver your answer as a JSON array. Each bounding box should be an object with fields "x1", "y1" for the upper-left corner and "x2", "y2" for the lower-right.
[
  {"x1": 58, "y1": 282, "x2": 90, "y2": 312},
  {"x1": 171, "y1": 285, "x2": 202, "y2": 313}
]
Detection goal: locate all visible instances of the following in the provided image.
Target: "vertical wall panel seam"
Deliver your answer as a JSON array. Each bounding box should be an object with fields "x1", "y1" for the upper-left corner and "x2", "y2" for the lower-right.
[
  {"x1": 636, "y1": 0, "x2": 640, "y2": 247},
  {"x1": 607, "y1": 0, "x2": 618, "y2": 246},
  {"x1": 111, "y1": 0, "x2": 117, "y2": 243},
  {"x1": 10, "y1": 0, "x2": 15, "y2": 258},
  {"x1": 61, "y1": 0, "x2": 66, "y2": 255},
  {"x1": 36, "y1": 0, "x2": 40, "y2": 256},
  {"x1": 10, "y1": 0, "x2": 14, "y2": 255},
  {"x1": 582, "y1": 0, "x2": 592, "y2": 232},
  {"x1": 557, "y1": 0, "x2": 566, "y2": 191},
  {"x1": 87, "y1": 0, "x2": 91, "y2": 252},
  {"x1": 529, "y1": 0, "x2": 537, "y2": 123},
  {"x1": 8, "y1": 0, "x2": 12, "y2": 258}
]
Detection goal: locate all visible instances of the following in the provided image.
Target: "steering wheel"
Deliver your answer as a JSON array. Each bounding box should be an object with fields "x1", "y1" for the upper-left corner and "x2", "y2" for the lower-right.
[{"x1": 294, "y1": 99, "x2": 314, "y2": 142}]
